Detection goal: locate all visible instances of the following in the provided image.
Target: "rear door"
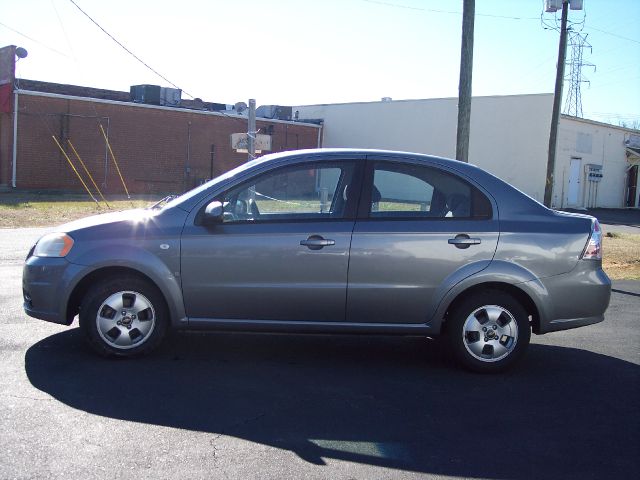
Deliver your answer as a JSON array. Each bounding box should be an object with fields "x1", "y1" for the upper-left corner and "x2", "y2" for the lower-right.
[{"x1": 346, "y1": 157, "x2": 499, "y2": 324}]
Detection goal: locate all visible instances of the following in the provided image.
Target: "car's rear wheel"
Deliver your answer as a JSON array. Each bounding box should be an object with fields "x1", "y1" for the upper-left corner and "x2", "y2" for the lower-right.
[
  {"x1": 79, "y1": 275, "x2": 168, "y2": 357},
  {"x1": 447, "y1": 290, "x2": 530, "y2": 373}
]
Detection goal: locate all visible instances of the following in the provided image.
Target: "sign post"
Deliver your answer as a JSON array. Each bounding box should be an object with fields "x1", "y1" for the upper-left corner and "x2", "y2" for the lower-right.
[{"x1": 231, "y1": 133, "x2": 272, "y2": 154}]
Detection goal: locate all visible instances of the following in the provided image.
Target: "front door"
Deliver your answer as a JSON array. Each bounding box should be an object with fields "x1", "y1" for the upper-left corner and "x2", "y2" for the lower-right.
[
  {"x1": 626, "y1": 165, "x2": 638, "y2": 207},
  {"x1": 568, "y1": 157, "x2": 582, "y2": 206},
  {"x1": 180, "y1": 160, "x2": 361, "y2": 322},
  {"x1": 346, "y1": 158, "x2": 499, "y2": 324}
]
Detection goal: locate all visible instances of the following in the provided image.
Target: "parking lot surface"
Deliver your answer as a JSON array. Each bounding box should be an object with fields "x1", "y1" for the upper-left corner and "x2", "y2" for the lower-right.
[{"x1": 1, "y1": 227, "x2": 638, "y2": 480}]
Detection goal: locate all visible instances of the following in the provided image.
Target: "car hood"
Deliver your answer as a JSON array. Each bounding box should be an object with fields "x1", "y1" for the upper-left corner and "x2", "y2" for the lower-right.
[{"x1": 57, "y1": 208, "x2": 159, "y2": 234}]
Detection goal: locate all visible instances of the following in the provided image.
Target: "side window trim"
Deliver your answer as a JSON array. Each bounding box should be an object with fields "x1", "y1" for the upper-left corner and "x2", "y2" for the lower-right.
[{"x1": 357, "y1": 159, "x2": 376, "y2": 219}]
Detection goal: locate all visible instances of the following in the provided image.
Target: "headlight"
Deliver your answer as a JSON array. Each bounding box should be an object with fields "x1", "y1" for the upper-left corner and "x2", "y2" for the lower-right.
[{"x1": 33, "y1": 233, "x2": 75, "y2": 258}]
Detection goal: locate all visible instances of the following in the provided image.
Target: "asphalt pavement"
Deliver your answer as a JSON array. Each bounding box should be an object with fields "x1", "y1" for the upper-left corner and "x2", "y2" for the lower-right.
[{"x1": 0, "y1": 227, "x2": 638, "y2": 480}]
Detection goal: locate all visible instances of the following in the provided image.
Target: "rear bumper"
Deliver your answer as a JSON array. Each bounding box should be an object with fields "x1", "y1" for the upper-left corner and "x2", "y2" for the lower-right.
[
  {"x1": 544, "y1": 314, "x2": 605, "y2": 333},
  {"x1": 530, "y1": 264, "x2": 611, "y2": 334}
]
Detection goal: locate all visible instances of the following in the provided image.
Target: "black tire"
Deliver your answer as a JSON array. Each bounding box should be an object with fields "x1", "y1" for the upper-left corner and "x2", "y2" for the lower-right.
[
  {"x1": 447, "y1": 290, "x2": 530, "y2": 373},
  {"x1": 79, "y1": 275, "x2": 169, "y2": 357}
]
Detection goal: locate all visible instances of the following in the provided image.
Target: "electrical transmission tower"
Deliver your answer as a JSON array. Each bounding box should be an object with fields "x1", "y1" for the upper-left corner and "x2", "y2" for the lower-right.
[{"x1": 563, "y1": 31, "x2": 595, "y2": 117}]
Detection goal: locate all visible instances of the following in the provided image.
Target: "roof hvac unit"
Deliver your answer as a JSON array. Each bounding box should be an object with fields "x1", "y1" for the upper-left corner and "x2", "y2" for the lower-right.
[
  {"x1": 130, "y1": 85, "x2": 182, "y2": 106},
  {"x1": 256, "y1": 105, "x2": 293, "y2": 121},
  {"x1": 130, "y1": 84, "x2": 161, "y2": 105},
  {"x1": 205, "y1": 103, "x2": 227, "y2": 111},
  {"x1": 160, "y1": 87, "x2": 182, "y2": 107}
]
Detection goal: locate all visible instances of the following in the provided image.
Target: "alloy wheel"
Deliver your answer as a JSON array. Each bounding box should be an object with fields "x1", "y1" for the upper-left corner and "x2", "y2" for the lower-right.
[
  {"x1": 95, "y1": 290, "x2": 156, "y2": 349},
  {"x1": 462, "y1": 304, "x2": 519, "y2": 363}
]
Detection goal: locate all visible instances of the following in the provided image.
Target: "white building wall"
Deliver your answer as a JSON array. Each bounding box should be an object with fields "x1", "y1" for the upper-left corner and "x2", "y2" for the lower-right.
[
  {"x1": 295, "y1": 95, "x2": 640, "y2": 208},
  {"x1": 554, "y1": 116, "x2": 638, "y2": 208},
  {"x1": 469, "y1": 95, "x2": 552, "y2": 202},
  {"x1": 296, "y1": 94, "x2": 553, "y2": 203}
]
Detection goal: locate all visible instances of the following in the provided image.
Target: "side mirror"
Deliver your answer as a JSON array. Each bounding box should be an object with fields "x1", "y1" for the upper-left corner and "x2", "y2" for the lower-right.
[{"x1": 203, "y1": 201, "x2": 224, "y2": 224}]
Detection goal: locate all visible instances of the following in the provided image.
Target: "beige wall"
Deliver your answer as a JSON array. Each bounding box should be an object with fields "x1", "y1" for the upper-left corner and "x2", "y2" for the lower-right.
[
  {"x1": 554, "y1": 116, "x2": 639, "y2": 208},
  {"x1": 296, "y1": 94, "x2": 553, "y2": 203},
  {"x1": 296, "y1": 95, "x2": 640, "y2": 208}
]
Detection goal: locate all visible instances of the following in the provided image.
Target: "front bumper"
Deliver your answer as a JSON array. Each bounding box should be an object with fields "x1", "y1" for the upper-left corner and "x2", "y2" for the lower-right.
[{"x1": 22, "y1": 255, "x2": 83, "y2": 325}]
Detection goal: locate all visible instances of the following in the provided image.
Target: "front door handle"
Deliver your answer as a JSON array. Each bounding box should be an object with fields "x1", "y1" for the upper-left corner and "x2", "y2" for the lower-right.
[
  {"x1": 448, "y1": 234, "x2": 481, "y2": 249},
  {"x1": 300, "y1": 235, "x2": 335, "y2": 250}
]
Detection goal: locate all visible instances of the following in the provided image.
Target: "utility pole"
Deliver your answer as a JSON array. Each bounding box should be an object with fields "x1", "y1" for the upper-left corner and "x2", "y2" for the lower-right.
[
  {"x1": 543, "y1": 0, "x2": 569, "y2": 207},
  {"x1": 248, "y1": 98, "x2": 256, "y2": 162},
  {"x1": 456, "y1": 0, "x2": 475, "y2": 163}
]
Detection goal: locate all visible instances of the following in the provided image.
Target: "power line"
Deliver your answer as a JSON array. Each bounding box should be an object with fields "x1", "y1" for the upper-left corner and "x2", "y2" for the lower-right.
[
  {"x1": 0, "y1": 21, "x2": 71, "y2": 58},
  {"x1": 538, "y1": 2, "x2": 639, "y2": 47},
  {"x1": 66, "y1": 0, "x2": 252, "y2": 129},
  {"x1": 67, "y1": 0, "x2": 194, "y2": 98},
  {"x1": 51, "y1": 0, "x2": 77, "y2": 61},
  {"x1": 588, "y1": 74, "x2": 640, "y2": 90},
  {"x1": 366, "y1": 0, "x2": 638, "y2": 46},
  {"x1": 585, "y1": 112, "x2": 640, "y2": 118},
  {"x1": 51, "y1": 3, "x2": 246, "y2": 128},
  {"x1": 584, "y1": 26, "x2": 640, "y2": 45},
  {"x1": 363, "y1": 0, "x2": 539, "y2": 20}
]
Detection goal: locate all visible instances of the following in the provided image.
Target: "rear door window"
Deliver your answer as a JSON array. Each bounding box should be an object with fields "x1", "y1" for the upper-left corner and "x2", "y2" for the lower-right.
[{"x1": 370, "y1": 162, "x2": 491, "y2": 219}]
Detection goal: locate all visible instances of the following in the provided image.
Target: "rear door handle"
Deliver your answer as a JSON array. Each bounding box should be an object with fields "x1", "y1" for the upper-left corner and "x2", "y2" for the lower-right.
[
  {"x1": 300, "y1": 235, "x2": 335, "y2": 250},
  {"x1": 448, "y1": 234, "x2": 481, "y2": 249}
]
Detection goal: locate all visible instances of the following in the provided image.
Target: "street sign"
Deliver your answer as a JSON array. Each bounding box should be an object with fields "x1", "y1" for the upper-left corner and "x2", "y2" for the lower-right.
[{"x1": 231, "y1": 133, "x2": 272, "y2": 151}]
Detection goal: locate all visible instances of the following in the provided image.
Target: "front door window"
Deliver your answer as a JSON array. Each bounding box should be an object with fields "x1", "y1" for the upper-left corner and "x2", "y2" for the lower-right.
[{"x1": 222, "y1": 164, "x2": 354, "y2": 222}]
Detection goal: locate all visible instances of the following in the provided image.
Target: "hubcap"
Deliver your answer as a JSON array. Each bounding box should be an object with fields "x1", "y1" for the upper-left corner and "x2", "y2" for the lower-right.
[
  {"x1": 462, "y1": 305, "x2": 518, "y2": 363},
  {"x1": 96, "y1": 291, "x2": 156, "y2": 350}
]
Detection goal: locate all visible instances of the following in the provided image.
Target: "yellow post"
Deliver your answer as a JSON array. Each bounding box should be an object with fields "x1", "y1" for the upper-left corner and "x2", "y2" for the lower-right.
[
  {"x1": 52, "y1": 136, "x2": 100, "y2": 205},
  {"x1": 67, "y1": 140, "x2": 111, "y2": 209},
  {"x1": 99, "y1": 124, "x2": 130, "y2": 199}
]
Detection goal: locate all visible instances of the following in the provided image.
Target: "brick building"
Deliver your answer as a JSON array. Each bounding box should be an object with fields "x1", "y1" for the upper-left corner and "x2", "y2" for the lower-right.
[{"x1": 0, "y1": 46, "x2": 321, "y2": 194}]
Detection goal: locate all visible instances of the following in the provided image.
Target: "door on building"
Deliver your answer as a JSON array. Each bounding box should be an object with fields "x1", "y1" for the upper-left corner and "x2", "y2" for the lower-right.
[
  {"x1": 567, "y1": 157, "x2": 582, "y2": 206},
  {"x1": 627, "y1": 165, "x2": 638, "y2": 207}
]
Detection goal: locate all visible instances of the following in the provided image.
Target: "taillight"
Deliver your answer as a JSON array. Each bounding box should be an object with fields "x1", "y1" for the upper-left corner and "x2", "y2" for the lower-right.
[{"x1": 582, "y1": 219, "x2": 602, "y2": 260}]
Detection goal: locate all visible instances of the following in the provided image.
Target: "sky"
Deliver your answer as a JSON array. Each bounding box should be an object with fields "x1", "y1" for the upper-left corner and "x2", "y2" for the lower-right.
[{"x1": 1, "y1": 0, "x2": 638, "y2": 126}]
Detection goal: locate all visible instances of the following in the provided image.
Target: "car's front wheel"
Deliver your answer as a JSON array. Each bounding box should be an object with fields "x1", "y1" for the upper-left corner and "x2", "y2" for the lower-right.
[
  {"x1": 79, "y1": 275, "x2": 168, "y2": 357},
  {"x1": 447, "y1": 290, "x2": 531, "y2": 373}
]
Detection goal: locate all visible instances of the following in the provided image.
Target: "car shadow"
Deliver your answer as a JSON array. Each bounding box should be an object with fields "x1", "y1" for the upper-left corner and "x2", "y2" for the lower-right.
[{"x1": 26, "y1": 329, "x2": 638, "y2": 479}]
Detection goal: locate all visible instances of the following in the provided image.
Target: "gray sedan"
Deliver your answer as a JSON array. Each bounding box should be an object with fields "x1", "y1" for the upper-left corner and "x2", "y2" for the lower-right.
[{"x1": 23, "y1": 149, "x2": 611, "y2": 372}]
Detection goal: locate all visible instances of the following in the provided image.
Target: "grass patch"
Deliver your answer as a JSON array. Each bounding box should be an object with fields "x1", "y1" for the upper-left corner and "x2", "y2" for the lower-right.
[
  {"x1": 602, "y1": 233, "x2": 640, "y2": 280},
  {"x1": 0, "y1": 192, "x2": 160, "y2": 228}
]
